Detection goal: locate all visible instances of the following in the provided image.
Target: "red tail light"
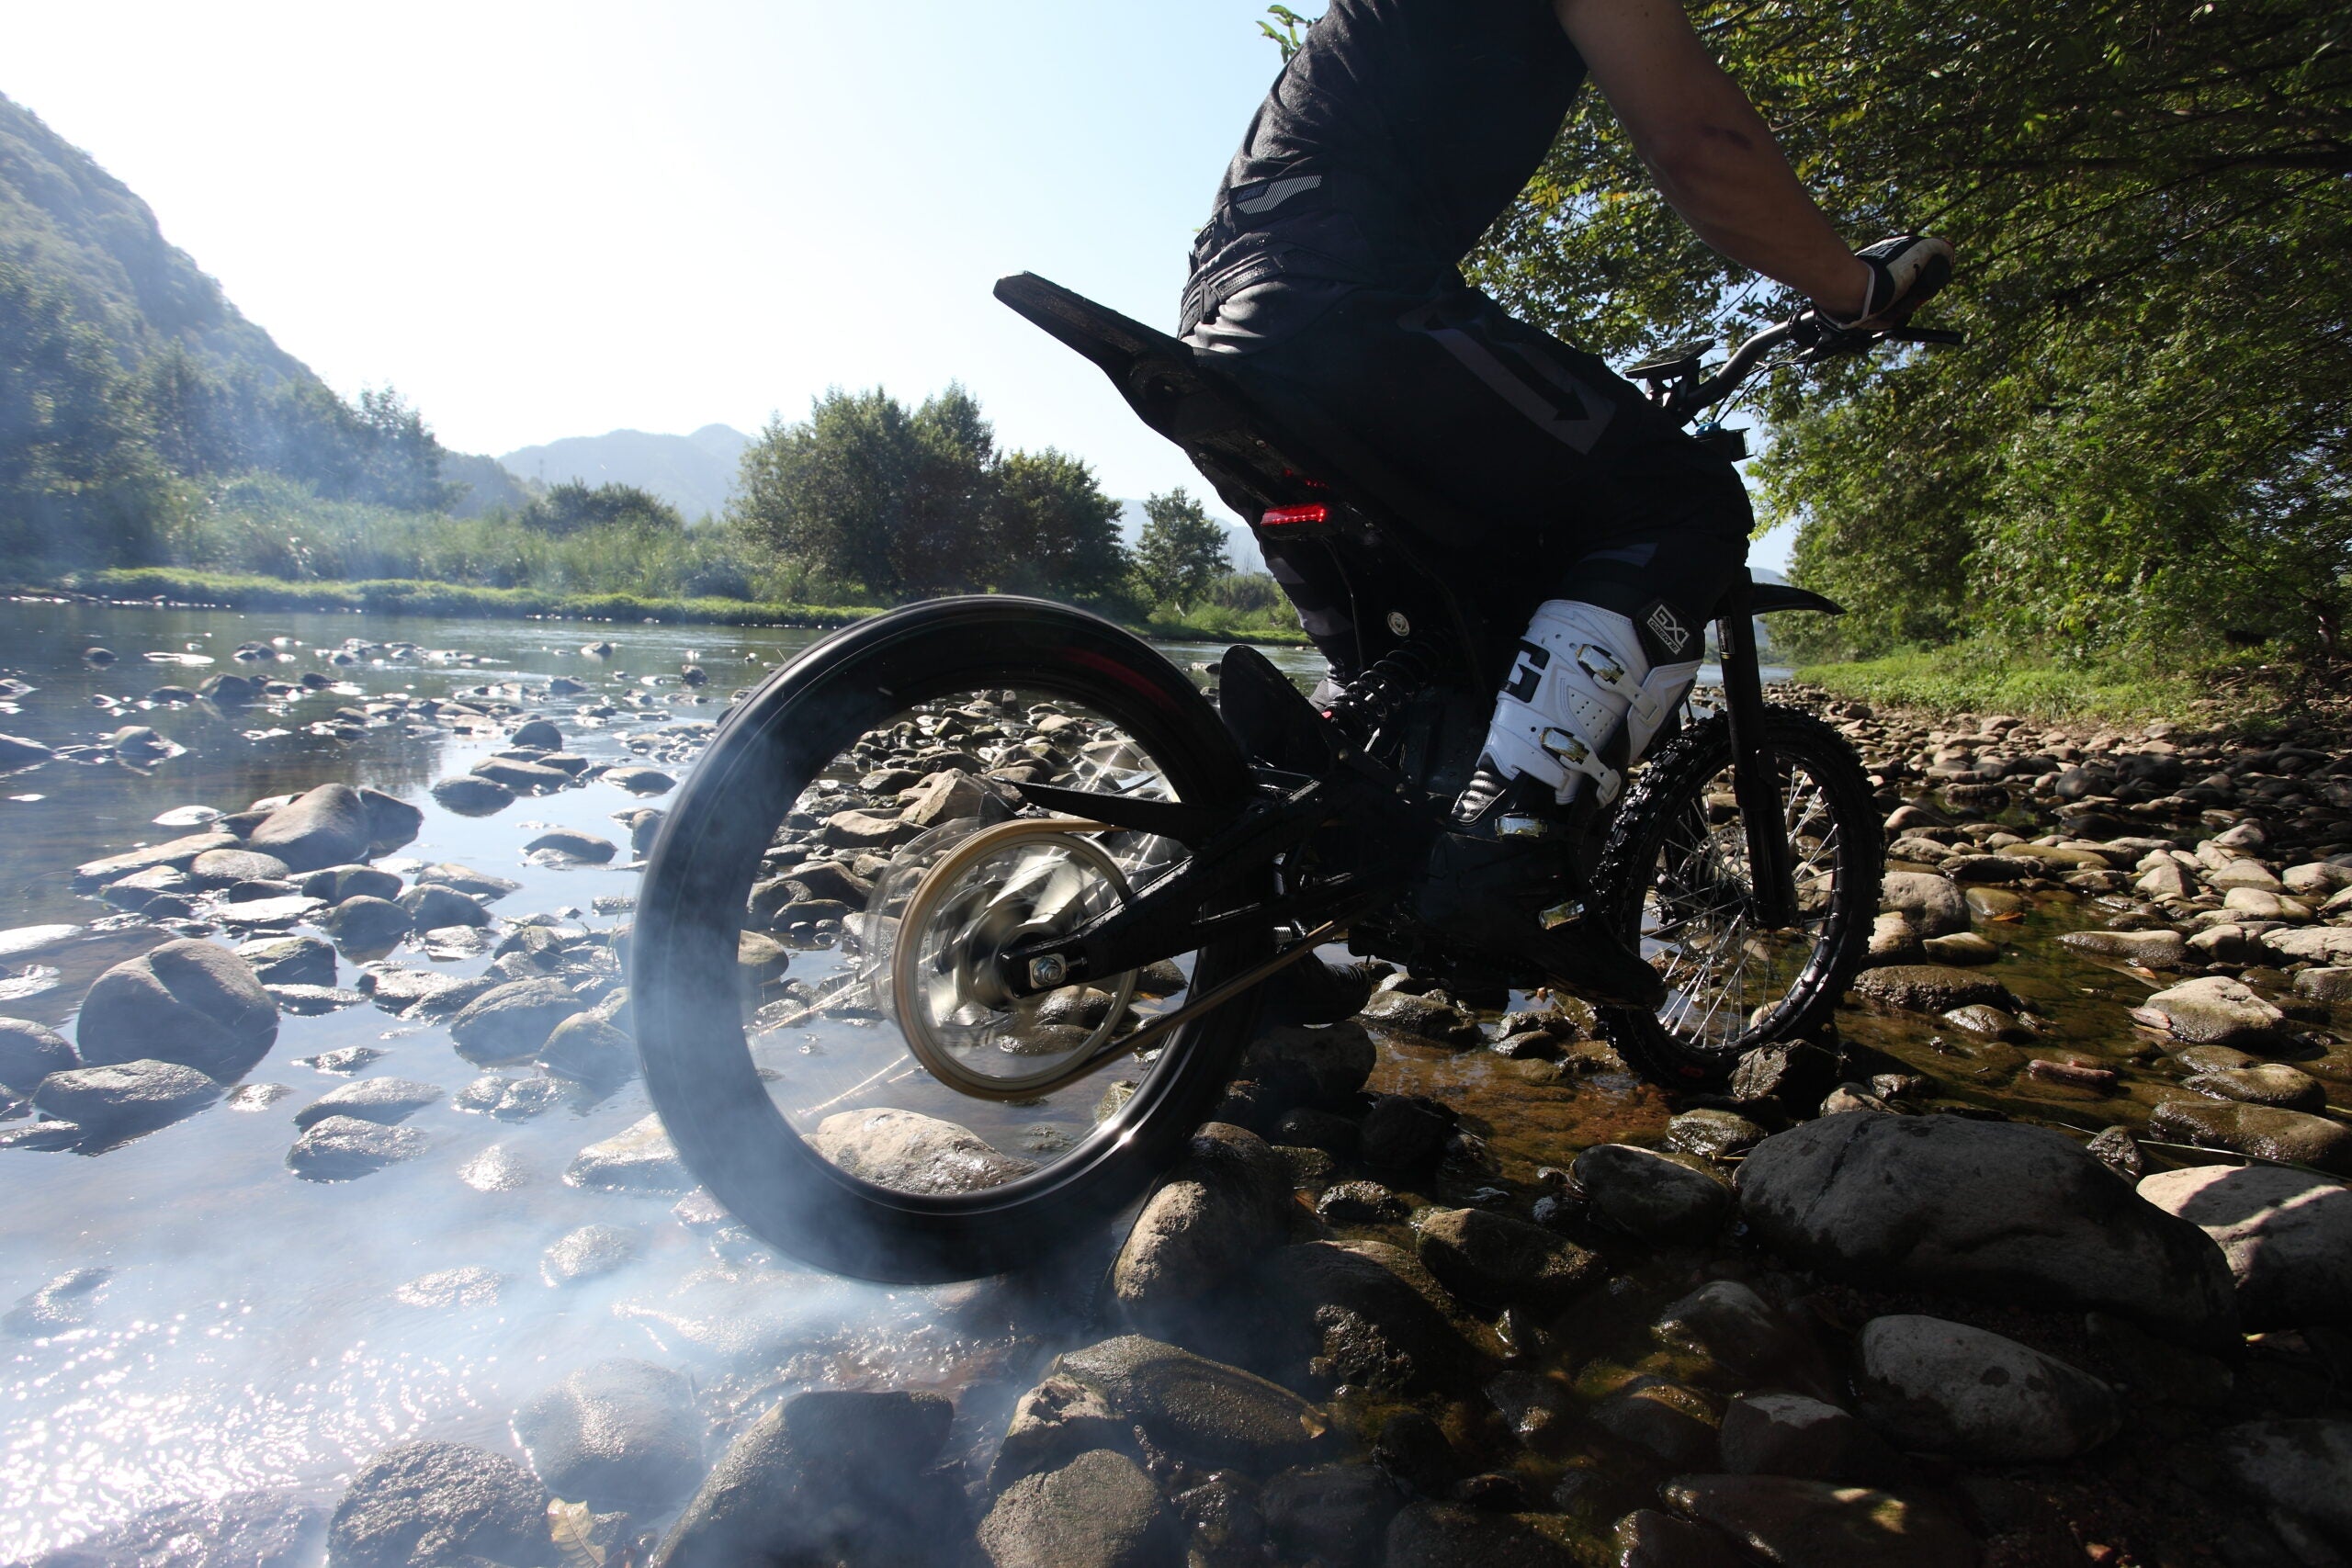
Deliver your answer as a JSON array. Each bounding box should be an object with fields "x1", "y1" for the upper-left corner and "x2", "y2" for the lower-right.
[{"x1": 1260, "y1": 504, "x2": 1328, "y2": 527}]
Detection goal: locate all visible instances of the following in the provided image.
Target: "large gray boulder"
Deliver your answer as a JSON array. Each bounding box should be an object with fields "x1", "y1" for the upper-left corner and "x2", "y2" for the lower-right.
[
  {"x1": 76, "y1": 938, "x2": 278, "y2": 1078},
  {"x1": 1851, "y1": 1314, "x2": 2119, "y2": 1462},
  {"x1": 652, "y1": 1390, "x2": 957, "y2": 1568},
  {"x1": 514, "y1": 1359, "x2": 700, "y2": 1514},
  {"x1": 30, "y1": 1059, "x2": 219, "y2": 1141},
  {"x1": 1735, "y1": 1113, "x2": 2238, "y2": 1346},
  {"x1": 0, "y1": 1016, "x2": 76, "y2": 1092},
  {"x1": 325, "y1": 1441, "x2": 550, "y2": 1567},
  {"x1": 1572, "y1": 1144, "x2": 1729, "y2": 1245},
  {"x1": 249, "y1": 784, "x2": 374, "y2": 874},
  {"x1": 1238, "y1": 1021, "x2": 1377, "y2": 1111},
  {"x1": 1112, "y1": 1122, "x2": 1291, "y2": 1315},
  {"x1": 976, "y1": 1450, "x2": 1170, "y2": 1568},
  {"x1": 2138, "y1": 1165, "x2": 2352, "y2": 1329}
]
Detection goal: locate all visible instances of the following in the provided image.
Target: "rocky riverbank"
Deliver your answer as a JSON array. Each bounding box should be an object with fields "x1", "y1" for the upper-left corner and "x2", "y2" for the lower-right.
[{"x1": 4, "y1": 653, "x2": 2351, "y2": 1566}]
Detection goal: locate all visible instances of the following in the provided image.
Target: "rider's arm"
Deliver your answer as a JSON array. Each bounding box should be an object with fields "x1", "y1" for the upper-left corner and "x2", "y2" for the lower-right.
[{"x1": 1553, "y1": 0, "x2": 1871, "y2": 319}]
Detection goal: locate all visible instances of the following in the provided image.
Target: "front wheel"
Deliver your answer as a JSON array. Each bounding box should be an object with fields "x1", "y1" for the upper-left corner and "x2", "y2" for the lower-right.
[
  {"x1": 631, "y1": 598, "x2": 1269, "y2": 1282},
  {"x1": 1590, "y1": 704, "x2": 1881, "y2": 1086}
]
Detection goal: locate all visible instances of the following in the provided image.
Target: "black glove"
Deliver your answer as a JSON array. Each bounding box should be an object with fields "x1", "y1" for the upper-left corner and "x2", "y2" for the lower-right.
[{"x1": 1826, "y1": 234, "x2": 1955, "y2": 333}]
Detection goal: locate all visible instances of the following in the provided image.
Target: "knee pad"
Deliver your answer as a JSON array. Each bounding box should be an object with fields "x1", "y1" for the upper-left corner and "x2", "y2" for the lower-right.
[{"x1": 1478, "y1": 600, "x2": 1703, "y2": 806}]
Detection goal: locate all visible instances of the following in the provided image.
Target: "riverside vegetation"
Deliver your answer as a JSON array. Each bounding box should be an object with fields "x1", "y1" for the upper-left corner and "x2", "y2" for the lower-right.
[{"x1": 5, "y1": 611, "x2": 2352, "y2": 1565}]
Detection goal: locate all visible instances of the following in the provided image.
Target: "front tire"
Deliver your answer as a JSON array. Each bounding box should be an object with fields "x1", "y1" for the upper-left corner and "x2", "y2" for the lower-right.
[
  {"x1": 631, "y1": 598, "x2": 1268, "y2": 1281},
  {"x1": 1590, "y1": 704, "x2": 1881, "y2": 1087}
]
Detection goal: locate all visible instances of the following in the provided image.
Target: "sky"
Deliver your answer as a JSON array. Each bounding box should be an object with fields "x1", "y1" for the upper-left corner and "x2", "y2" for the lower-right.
[{"x1": 4, "y1": 0, "x2": 1795, "y2": 570}]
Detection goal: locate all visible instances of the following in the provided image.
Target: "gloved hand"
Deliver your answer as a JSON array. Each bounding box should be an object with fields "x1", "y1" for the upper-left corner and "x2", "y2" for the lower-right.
[{"x1": 1826, "y1": 234, "x2": 1955, "y2": 333}]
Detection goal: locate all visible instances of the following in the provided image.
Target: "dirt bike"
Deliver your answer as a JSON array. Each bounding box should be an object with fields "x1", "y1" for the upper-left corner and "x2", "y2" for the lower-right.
[{"x1": 631, "y1": 276, "x2": 1957, "y2": 1281}]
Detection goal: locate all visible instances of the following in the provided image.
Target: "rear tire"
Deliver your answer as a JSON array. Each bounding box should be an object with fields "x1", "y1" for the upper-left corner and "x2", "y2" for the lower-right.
[
  {"x1": 631, "y1": 598, "x2": 1268, "y2": 1281},
  {"x1": 1590, "y1": 704, "x2": 1881, "y2": 1087}
]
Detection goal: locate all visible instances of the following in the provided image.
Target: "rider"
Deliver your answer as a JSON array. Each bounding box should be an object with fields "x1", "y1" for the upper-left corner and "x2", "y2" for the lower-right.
[{"x1": 1184, "y1": 0, "x2": 1951, "y2": 1008}]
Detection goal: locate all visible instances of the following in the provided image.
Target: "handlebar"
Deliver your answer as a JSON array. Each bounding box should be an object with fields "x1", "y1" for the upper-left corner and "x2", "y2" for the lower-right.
[{"x1": 1634, "y1": 311, "x2": 1964, "y2": 427}]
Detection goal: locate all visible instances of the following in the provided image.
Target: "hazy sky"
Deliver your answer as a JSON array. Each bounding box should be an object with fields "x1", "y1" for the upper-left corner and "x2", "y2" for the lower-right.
[{"x1": 6, "y1": 0, "x2": 1795, "y2": 568}]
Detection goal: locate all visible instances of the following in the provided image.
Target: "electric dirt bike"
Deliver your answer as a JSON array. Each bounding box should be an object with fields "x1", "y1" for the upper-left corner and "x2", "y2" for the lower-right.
[{"x1": 631, "y1": 276, "x2": 1954, "y2": 1281}]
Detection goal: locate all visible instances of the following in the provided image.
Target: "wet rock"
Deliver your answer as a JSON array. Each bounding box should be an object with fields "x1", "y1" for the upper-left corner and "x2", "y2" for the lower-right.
[
  {"x1": 430, "y1": 774, "x2": 514, "y2": 815},
  {"x1": 2217, "y1": 1419, "x2": 2352, "y2": 1546},
  {"x1": 474, "y1": 757, "x2": 572, "y2": 794},
  {"x1": 2132, "y1": 975, "x2": 2286, "y2": 1045},
  {"x1": 1113, "y1": 1122, "x2": 1291, "y2": 1314},
  {"x1": 2139, "y1": 1165, "x2": 2352, "y2": 1329},
  {"x1": 1652, "y1": 1280, "x2": 1826, "y2": 1391},
  {"x1": 1238, "y1": 1021, "x2": 1377, "y2": 1110},
  {"x1": 978, "y1": 1450, "x2": 1170, "y2": 1568},
  {"x1": 1852, "y1": 1314, "x2": 2118, "y2": 1461},
  {"x1": 324, "y1": 896, "x2": 412, "y2": 951},
  {"x1": 1849, "y1": 964, "x2": 2015, "y2": 1013},
  {"x1": 247, "y1": 783, "x2": 373, "y2": 873},
  {"x1": 1384, "y1": 1504, "x2": 1580, "y2": 1568},
  {"x1": 1666, "y1": 1108, "x2": 1768, "y2": 1160},
  {"x1": 986, "y1": 1374, "x2": 1137, "y2": 1493},
  {"x1": 810, "y1": 1107, "x2": 1035, "y2": 1193},
  {"x1": 1662, "y1": 1475, "x2": 1977, "y2": 1568},
  {"x1": 1589, "y1": 1376, "x2": 1719, "y2": 1467},
  {"x1": 512, "y1": 718, "x2": 564, "y2": 749},
  {"x1": 604, "y1": 765, "x2": 675, "y2": 796},
  {"x1": 1415, "y1": 1207, "x2": 1603, "y2": 1314},
  {"x1": 288, "y1": 1115, "x2": 428, "y2": 1179},
  {"x1": 1863, "y1": 911, "x2": 1927, "y2": 969},
  {"x1": 188, "y1": 847, "x2": 294, "y2": 887},
  {"x1": 515, "y1": 1359, "x2": 698, "y2": 1515},
  {"x1": 526, "y1": 829, "x2": 616, "y2": 863},
  {"x1": 1571, "y1": 1143, "x2": 1728, "y2": 1244},
  {"x1": 416, "y1": 863, "x2": 523, "y2": 901},
  {"x1": 541, "y1": 1224, "x2": 639, "y2": 1286},
  {"x1": 1361, "y1": 988, "x2": 1482, "y2": 1048},
  {"x1": 458, "y1": 1145, "x2": 531, "y2": 1191},
  {"x1": 292, "y1": 1077, "x2": 443, "y2": 1129},
  {"x1": 100, "y1": 864, "x2": 196, "y2": 912},
  {"x1": 395, "y1": 1267, "x2": 503, "y2": 1309},
  {"x1": 360, "y1": 964, "x2": 481, "y2": 1017},
  {"x1": 458, "y1": 1075, "x2": 571, "y2": 1122},
  {"x1": 1613, "y1": 1508, "x2": 1743, "y2": 1568},
  {"x1": 2084, "y1": 1124, "x2": 2144, "y2": 1182},
  {"x1": 325, "y1": 1440, "x2": 550, "y2": 1568},
  {"x1": 2148, "y1": 1099, "x2": 2352, "y2": 1174},
  {"x1": 75, "y1": 938, "x2": 277, "y2": 1077},
  {"x1": 33, "y1": 1059, "x2": 220, "y2": 1140},
  {"x1": 241, "y1": 934, "x2": 339, "y2": 987},
  {"x1": 1879, "y1": 871, "x2": 1972, "y2": 937},
  {"x1": 1055, "y1": 1335, "x2": 1325, "y2": 1470},
  {"x1": 217, "y1": 894, "x2": 329, "y2": 930},
  {"x1": 1261, "y1": 1461, "x2": 1404, "y2": 1563},
  {"x1": 0, "y1": 1119, "x2": 86, "y2": 1150},
  {"x1": 1736, "y1": 1113, "x2": 2238, "y2": 1346},
  {"x1": 2184, "y1": 1061, "x2": 2326, "y2": 1111},
  {"x1": 0, "y1": 1015, "x2": 75, "y2": 1091},
  {"x1": 1358, "y1": 1093, "x2": 1454, "y2": 1171},
  {"x1": 5, "y1": 1266, "x2": 111, "y2": 1337},
  {"x1": 397, "y1": 885, "x2": 488, "y2": 931},
  {"x1": 2263, "y1": 925, "x2": 2352, "y2": 964},
  {"x1": 537, "y1": 1012, "x2": 638, "y2": 1086},
  {"x1": 1486, "y1": 1370, "x2": 1575, "y2": 1450},
  {"x1": 653, "y1": 1389, "x2": 956, "y2": 1568},
  {"x1": 1719, "y1": 1393, "x2": 1895, "y2": 1483},
  {"x1": 566, "y1": 1113, "x2": 691, "y2": 1193},
  {"x1": 73, "y1": 832, "x2": 240, "y2": 886},
  {"x1": 1317, "y1": 1179, "x2": 1409, "y2": 1224},
  {"x1": 357, "y1": 787, "x2": 423, "y2": 852},
  {"x1": 22, "y1": 1490, "x2": 325, "y2": 1568},
  {"x1": 449, "y1": 978, "x2": 587, "y2": 1065},
  {"x1": 736, "y1": 929, "x2": 793, "y2": 982},
  {"x1": 1255, "y1": 1239, "x2": 1485, "y2": 1396}
]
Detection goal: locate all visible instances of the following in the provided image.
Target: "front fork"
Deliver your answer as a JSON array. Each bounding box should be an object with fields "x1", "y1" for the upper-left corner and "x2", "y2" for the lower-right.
[{"x1": 1714, "y1": 578, "x2": 1800, "y2": 928}]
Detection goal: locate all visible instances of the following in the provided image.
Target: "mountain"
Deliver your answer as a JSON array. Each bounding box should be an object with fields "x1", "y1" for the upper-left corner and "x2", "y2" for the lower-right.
[{"x1": 500, "y1": 425, "x2": 752, "y2": 522}]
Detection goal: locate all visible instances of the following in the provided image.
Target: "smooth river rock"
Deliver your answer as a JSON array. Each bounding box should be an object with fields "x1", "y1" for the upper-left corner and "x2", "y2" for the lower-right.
[
  {"x1": 2148, "y1": 1098, "x2": 2352, "y2": 1175},
  {"x1": 1571, "y1": 1143, "x2": 1729, "y2": 1245},
  {"x1": 75, "y1": 938, "x2": 278, "y2": 1078},
  {"x1": 0, "y1": 1016, "x2": 76, "y2": 1092},
  {"x1": 325, "y1": 1441, "x2": 550, "y2": 1568},
  {"x1": 515, "y1": 1358, "x2": 700, "y2": 1514},
  {"x1": 448, "y1": 978, "x2": 587, "y2": 1065},
  {"x1": 2218, "y1": 1419, "x2": 2352, "y2": 1546},
  {"x1": 566, "y1": 1114, "x2": 691, "y2": 1194},
  {"x1": 811, "y1": 1107, "x2": 1035, "y2": 1194},
  {"x1": 248, "y1": 783, "x2": 374, "y2": 873},
  {"x1": 288, "y1": 1115, "x2": 429, "y2": 1180},
  {"x1": 33, "y1": 1059, "x2": 220, "y2": 1141},
  {"x1": 1735, "y1": 1113, "x2": 2238, "y2": 1346},
  {"x1": 1054, "y1": 1335, "x2": 1326, "y2": 1471},
  {"x1": 1112, "y1": 1122, "x2": 1291, "y2": 1316},
  {"x1": 291, "y1": 1077, "x2": 444, "y2": 1131},
  {"x1": 978, "y1": 1449, "x2": 1170, "y2": 1568},
  {"x1": 2138, "y1": 1165, "x2": 2352, "y2": 1329},
  {"x1": 1851, "y1": 1314, "x2": 2118, "y2": 1461}
]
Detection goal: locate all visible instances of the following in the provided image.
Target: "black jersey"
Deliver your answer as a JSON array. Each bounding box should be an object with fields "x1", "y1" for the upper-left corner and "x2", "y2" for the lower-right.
[{"x1": 1184, "y1": 0, "x2": 1585, "y2": 332}]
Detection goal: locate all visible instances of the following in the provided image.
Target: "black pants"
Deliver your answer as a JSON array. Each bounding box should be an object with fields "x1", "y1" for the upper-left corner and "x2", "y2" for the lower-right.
[{"x1": 1190, "y1": 278, "x2": 1752, "y2": 672}]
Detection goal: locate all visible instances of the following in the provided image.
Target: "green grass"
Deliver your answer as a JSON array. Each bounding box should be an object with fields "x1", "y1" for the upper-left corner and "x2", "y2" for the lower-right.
[{"x1": 1795, "y1": 643, "x2": 2293, "y2": 728}]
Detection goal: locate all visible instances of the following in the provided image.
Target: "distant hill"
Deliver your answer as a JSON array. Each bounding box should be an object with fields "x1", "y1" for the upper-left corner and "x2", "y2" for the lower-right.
[{"x1": 501, "y1": 426, "x2": 752, "y2": 522}]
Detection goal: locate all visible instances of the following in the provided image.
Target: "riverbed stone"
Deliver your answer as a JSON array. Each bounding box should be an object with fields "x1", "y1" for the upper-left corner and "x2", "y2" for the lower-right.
[
  {"x1": 1572, "y1": 1143, "x2": 1729, "y2": 1245},
  {"x1": 653, "y1": 1389, "x2": 956, "y2": 1568},
  {"x1": 567, "y1": 1114, "x2": 690, "y2": 1193},
  {"x1": 75, "y1": 938, "x2": 277, "y2": 1078},
  {"x1": 324, "y1": 896, "x2": 412, "y2": 952},
  {"x1": 1238, "y1": 1021, "x2": 1377, "y2": 1110},
  {"x1": 247, "y1": 783, "x2": 373, "y2": 873},
  {"x1": 1735, "y1": 1113, "x2": 2238, "y2": 1345},
  {"x1": 187, "y1": 847, "x2": 294, "y2": 887},
  {"x1": 30, "y1": 1059, "x2": 219, "y2": 1140},
  {"x1": 1589, "y1": 1376, "x2": 1720, "y2": 1467},
  {"x1": 1666, "y1": 1108, "x2": 1768, "y2": 1160},
  {"x1": 541, "y1": 1224, "x2": 639, "y2": 1286},
  {"x1": 1718, "y1": 1393, "x2": 1894, "y2": 1483},
  {"x1": 2059, "y1": 928, "x2": 2189, "y2": 967},
  {"x1": 1662, "y1": 1475, "x2": 1977, "y2": 1568},
  {"x1": 430, "y1": 774, "x2": 514, "y2": 815},
  {"x1": 978, "y1": 1450, "x2": 1170, "y2": 1568},
  {"x1": 1054, "y1": 1335, "x2": 1325, "y2": 1471},
  {"x1": 986, "y1": 1375, "x2": 1137, "y2": 1494},
  {"x1": 2217, "y1": 1419, "x2": 2352, "y2": 1546},
  {"x1": 537, "y1": 1012, "x2": 637, "y2": 1086},
  {"x1": 1253, "y1": 1238, "x2": 1486, "y2": 1395},
  {"x1": 1112, "y1": 1122, "x2": 1291, "y2": 1315},
  {"x1": 2132, "y1": 975, "x2": 2286, "y2": 1045},
  {"x1": 2183, "y1": 1061, "x2": 2326, "y2": 1111},
  {"x1": 1415, "y1": 1207, "x2": 1603, "y2": 1314},
  {"x1": 0, "y1": 1016, "x2": 75, "y2": 1091},
  {"x1": 1849, "y1": 964, "x2": 2015, "y2": 1014},
  {"x1": 525, "y1": 829, "x2": 616, "y2": 863},
  {"x1": 396, "y1": 885, "x2": 488, "y2": 931},
  {"x1": 2262, "y1": 925, "x2": 2352, "y2": 965},
  {"x1": 603, "y1": 766, "x2": 675, "y2": 796},
  {"x1": 1259, "y1": 1461, "x2": 1403, "y2": 1564},
  {"x1": 357, "y1": 787, "x2": 423, "y2": 852},
  {"x1": 810, "y1": 1107, "x2": 1035, "y2": 1193},
  {"x1": 2148, "y1": 1098, "x2": 2352, "y2": 1174},
  {"x1": 448, "y1": 978, "x2": 587, "y2": 1064},
  {"x1": 292, "y1": 1077, "x2": 443, "y2": 1130},
  {"x1": 472, "y1": 757, "x2": 572, "y2": 794},
  {"x1": 1385, "y1": 1504, "x2": 1580, "y2": 1568},
  {"x1": 325, "y1": 1440, "x2": 550, "y2": 1568},
  {"x1": 1879, "y1": 871, "x2": 1971, "y2": 938},
  {"x1": 2138, "y1": 1165, "x2": 2352, "y2": 1329},
  {"x1": 288, "y1": 1115, "x2": 429, "y2": 1180},
  {"x1": 1362, "y1": 989, "x2": 1482, "y2": 1048},
  {"x1": 74, "y1": 832, "x2": 243, "y2": 886},
  {"x1": 1851, "y1": 1314, "x2": 2118, "y2": 1461}
]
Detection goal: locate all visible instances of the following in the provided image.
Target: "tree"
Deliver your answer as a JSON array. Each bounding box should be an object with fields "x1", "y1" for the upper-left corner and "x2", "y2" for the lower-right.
[
  {"x1": 1134, "y1": 488, "x2": 1233, "y2": 609},
  {"x1": 990, "y1": 450, "x2": 1132, "y2": 603},
  {"x1": 517, "y1": 479, "x2": 683, "y2": 536},
  {"x1": 1456, "y1": 0, "x2": 2351, "y2": 661}
]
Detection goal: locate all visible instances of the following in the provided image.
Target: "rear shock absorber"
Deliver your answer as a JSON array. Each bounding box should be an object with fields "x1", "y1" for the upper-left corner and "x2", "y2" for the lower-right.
[{"x1": 1321, "y1": 637, "x2": 1438, "y2": 744}]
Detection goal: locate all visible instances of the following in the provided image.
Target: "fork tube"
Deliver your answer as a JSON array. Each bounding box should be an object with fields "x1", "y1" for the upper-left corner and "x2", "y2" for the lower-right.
[{"x1": 1717, "y1": 579, "x2": 1800, "y2": 928}]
